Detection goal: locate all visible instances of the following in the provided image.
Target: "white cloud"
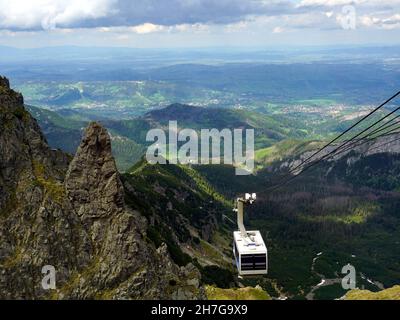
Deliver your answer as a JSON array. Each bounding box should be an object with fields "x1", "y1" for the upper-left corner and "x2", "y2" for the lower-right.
[
  {"x1": 0, "y1": 0, "x2": 115, "y2": 30},
  {"x1": 224, "y1": 20, "x2": 249, "y2": 33},
  {"x1": 273, "y1": 26, "x2": 285, "y2": 33},
  {"x1": 359, "y1": 15, "x2": 379, "y2": 27},
  {"x1": 130, "y1": 23, "x2": 165, "y2": 34},
  {"x1": 299, "y1": 0, "x2": 400, "y2": 7},
  {"x1": 299, "y1": 0, "x2": 355, "y2": 7},
  {"x1": 0, "y1": 0, "x2": 399, "y2": 47},
  {"x1": 360, "y1": 14, "x2": 400, "y2": 30},
  {"x1": 325, "y1": 11, "x2": 334, "y2": 18},
  {"x1": 384, "y1": 14, "x2": 400, "y2": 25},
  {"x1": 0, "y1": 0, "x2": 294, "y2": 30}
]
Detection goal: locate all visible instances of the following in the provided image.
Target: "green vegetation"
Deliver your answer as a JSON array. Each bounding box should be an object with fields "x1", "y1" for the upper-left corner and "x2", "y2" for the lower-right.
[
  {"x1": 124, "y1": 159, "x2": 230, "y2": 225},
  {"x1": 292, "y1": 99, "x2": 338, "y2": 106},
  {"x1": 108, "y1": 135, "x2": 145, "y2": 171},
  {"x1": 118, "y1": 134, "x2": 400, "y2": 300},
  {"x1": 255, "y1": 139, "x2": 324, "y2": 168},
  {"x1": 27, "y1": 105, "x2": 147, "y2": 171},
  {"x1": 0, "y1": 192, "x2": 17, "y2": 220},
  {"x1": 205, "y1": 285, "x2": 271, "y2": 300},
  {"x1": 1, "y1": 246, "x2": 23, "y2": 269},
  {"x1": 179, "y1": 165, "x2": 231, "y2": 208},
  {"x1": 345, "y1": 285, "x2": 400, "y2": 300},
  {"x1": 299, "y1": 203, "x2": 379, "y2": 225},
  {"x1": 198, "y1": 239, "x2": 228, "y2": 267},
  {"x1": 27, "y1": 105, "x2": 84, "y2": 130},
  {"x1": 146, "y1": 103, "x2": 307, "y2": 151},
  {"x1": 9, "y1": 60, "x2": 400, "y2": 300},
  {"x1": 333, "y1": 153, "x2": 400, "y2": 191},
  {"x1": 32, "y1": 160, "x2": 65, "y2": 203},
  {"x1": 147, "y1": 225, "x2": 192, "y2": 267},
  {"x1": 123, "y1": 159, "x2": 233, "y2": 273},
  {"x1": 313, "y1": 284, "x2": 347, "y2": 300},
  {"x1": 196, "y1": 148, "x2": 400, "y2": 299},
  {"x1": 12, "y1": 105, "x2": 30, "y2": 122},
  {"x1": 197, "y1": 265, "x2": 234, "y2": 289}
]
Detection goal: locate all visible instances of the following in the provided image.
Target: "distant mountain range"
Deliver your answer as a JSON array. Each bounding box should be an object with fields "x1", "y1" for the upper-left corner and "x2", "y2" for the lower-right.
[{"x1": 2, "y1": 45, "x2": 400, "y2": 63}]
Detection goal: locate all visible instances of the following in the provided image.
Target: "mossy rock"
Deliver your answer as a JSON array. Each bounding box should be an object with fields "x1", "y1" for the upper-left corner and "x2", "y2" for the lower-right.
[{"x1": 32, "y1": 160, "x2": 65, "y2": 203}]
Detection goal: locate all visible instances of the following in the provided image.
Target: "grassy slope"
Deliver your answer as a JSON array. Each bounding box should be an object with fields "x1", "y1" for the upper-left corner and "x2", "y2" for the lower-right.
[
  {"x1": 145, "y1": 103, "x2": 306, "y2": 150},
  {"x1": 205, "y1": 285, "x2": 271, "y2": 300},
  {"x1": 123, "y1": 159, "x2": 235, "y2": 272},
  {"x1": 345, "y1": 285, "x2": 400, "y2": 300},
  {"x1": 27, "y1": 105, "x2": 84, "y2": 130},
  {"x1": 255, "y1": 139, "x2": 324, "y2": 169}
]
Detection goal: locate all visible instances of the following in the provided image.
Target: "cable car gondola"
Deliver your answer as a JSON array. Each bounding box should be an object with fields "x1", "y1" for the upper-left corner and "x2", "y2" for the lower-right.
[{"x1": 233, "y1": 193, "x2": 268, "y2": 277}]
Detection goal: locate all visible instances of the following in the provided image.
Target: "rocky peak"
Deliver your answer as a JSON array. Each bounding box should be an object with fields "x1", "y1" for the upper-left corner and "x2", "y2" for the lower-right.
[
  {"x1": 65, "y1": 122, "x2": 125, "y2": 220},
  {"x1": 0, "y1": 77, "x2": 68, "y2": 209},
  {"x1": 0, "y1": 76, "x2": 23, "y2": 107},
  {"x1": 0, "y1": 78, "x2": 203, "y2": 300},
  {"x1": 0, "y1": 76, "x2": 9, "y2": 88},
  {"x1": 76, "y1": 122, "x2": 113, "y2": 158}
]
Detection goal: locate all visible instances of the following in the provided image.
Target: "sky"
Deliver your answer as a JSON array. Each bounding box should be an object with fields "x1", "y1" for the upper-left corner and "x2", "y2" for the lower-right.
[{"x1": 0, "y1": 0, "x2": 399, "y2": 48}]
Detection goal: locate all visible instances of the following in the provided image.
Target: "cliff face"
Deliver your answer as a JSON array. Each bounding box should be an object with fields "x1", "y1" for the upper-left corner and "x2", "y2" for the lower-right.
[{"x1": 0, "y1": 77, "x2": 203, "y2": 299}]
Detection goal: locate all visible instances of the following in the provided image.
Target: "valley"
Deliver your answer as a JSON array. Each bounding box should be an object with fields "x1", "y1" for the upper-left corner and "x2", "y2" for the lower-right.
[
  {"x1": 1, "y1": 47, "x2": 400, "y2": 301},
  {"x1": 22, "y1": 98, "x2": 400, "y2": 300}
]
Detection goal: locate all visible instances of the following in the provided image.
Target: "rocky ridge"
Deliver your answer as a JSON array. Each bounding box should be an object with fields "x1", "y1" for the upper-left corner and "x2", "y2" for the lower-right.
[
  {"x1": 277, "y1": 133, "x2": 400, "y2": 174},
  {"x1": 0, "y1": 76, "x2": 203, "y2": 299}
]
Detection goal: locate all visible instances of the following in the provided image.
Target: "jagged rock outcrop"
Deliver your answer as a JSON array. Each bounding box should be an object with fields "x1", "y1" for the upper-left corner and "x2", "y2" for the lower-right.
[
  {"x1": 0, "y1": 77, "x2": 204, "y2": 300},
  {"x1": 65, "y1": 122, "x2": 125, "y2": 220}
]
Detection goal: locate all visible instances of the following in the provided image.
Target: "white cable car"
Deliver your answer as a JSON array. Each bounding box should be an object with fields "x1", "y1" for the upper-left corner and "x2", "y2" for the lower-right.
[{"x1": 233, "y1": 193, "x2": 268, "y2": 276}]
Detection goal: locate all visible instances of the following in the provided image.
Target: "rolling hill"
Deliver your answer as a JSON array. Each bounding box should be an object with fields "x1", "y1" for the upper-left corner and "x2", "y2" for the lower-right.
[{"x1": 27, "y1": 103, "x2": 307, "y2": 171}]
